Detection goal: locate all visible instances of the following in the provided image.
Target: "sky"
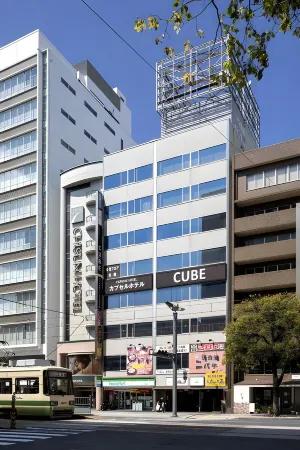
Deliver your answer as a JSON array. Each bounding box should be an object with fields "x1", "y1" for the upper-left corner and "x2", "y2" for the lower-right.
[{"x1": 0, "y1": 0, "x2": 299, "y2": 147}]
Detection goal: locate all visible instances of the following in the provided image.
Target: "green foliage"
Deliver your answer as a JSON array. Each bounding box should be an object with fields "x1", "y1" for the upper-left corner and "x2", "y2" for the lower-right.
[
  {"x1": 134, "y1": 0, "x2": 300, "y2": 87},
  {"x1": 225, "y1": 293, "x2": 300, "y2": 373}
]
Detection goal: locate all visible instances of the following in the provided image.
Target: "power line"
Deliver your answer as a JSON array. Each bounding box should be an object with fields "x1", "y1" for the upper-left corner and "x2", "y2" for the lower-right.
[{"x1": 79, "y1": 0, "x2": 156, "y2": 73}]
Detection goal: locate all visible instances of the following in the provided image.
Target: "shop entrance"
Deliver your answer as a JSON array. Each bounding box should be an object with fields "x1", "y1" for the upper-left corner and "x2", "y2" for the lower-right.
[
  {"x1": 108, "y1": 390, "x2": 153, "y2": 410},
  {"x1": 162, "y1": 389, "x2": 223, "y2": 412}
]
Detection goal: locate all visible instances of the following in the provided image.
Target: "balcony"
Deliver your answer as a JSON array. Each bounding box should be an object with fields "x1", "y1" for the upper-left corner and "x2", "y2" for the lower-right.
[
  {"x1": 86, "y1": 264, "x2": 96, "y2": 278},
  {"x1": 235, "y1": 239, "x2": 296, "y2": 265},
  {"x1": 235, "y1": 208, "x2": 296, "y2": 237},
  {"x1": 86, "y1": 215, "x2": 96, "y2": 229},
  {"x1": 86, "y1": 190, "x2": 99, "y2": 206},
  {"x1": 235, "y1": 269, "x2": 296, "y2": 292},
  {"x1": 85, "y1": 290, "x2": 96, "y2": 304},
  {"x1": 84, "y1": 314, "x2": 96, "y2": 328},
  {"x1": 86, "y1": 240, "x2": 96, "y2": 254}
]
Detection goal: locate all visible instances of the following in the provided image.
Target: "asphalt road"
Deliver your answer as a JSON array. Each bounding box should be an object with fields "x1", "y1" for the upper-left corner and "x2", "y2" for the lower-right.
[{"x1": 1, "y1": 420, "x2": 300, "y2": 449}]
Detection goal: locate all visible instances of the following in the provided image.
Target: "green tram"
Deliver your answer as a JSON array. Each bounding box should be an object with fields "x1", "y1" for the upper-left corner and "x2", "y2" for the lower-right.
[{"x1": 0, "y1": 366, "x2": 74, "y2": 418}]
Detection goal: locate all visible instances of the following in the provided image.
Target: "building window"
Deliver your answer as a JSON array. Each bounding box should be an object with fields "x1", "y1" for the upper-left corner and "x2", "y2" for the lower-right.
[
  {"x1": 84, "y1": 101, "x2": 97, "y2": 117},
  {"x1": 0, "y1": 323, "x2": 35, "y2": 346},
  {"x1": 157, "y1": 247, "x2": 226, "y2": 272},
  {"x1": 243, "y1": 230, "x2": 296, "y2": 247},
  {"x1": 0, "y1": 131, "x2": 37, "y2": 163},
  {"x1": 105, "y1": 290, "x2": 153, "y2": 309},
  {"x1": 243, "y1": 260, "x2": 296, "y2": 275},
  {"x1": 61, "y1": 77, "x2": 76, "y2": 95},
  {"x1": 190, "y1": 316, "x2": 225, "y2": 333},
  {"x1": 246, "y1": 162, "x2": 300, "y2": 191},
  {"x1": 119, "y1": 258, "x2": 153, "y2": 277},
  {"x1": 15, "y1": 378, "x2": 39, "y2": 394},
  {"x1": 104, "y1": 164, "x2": 153, "y2": 190},
  {"x1": 106, "y1": 196, "x2": 153, "y2": 219},
  {"x1": 104, "y1": 355, "x2": 126, "y2": 371},
  {"x1": 157, "y1": 282, "x2": 226, "y2": 303},
  {"x1": 105, "y1": 227, "x2": 153, "y2": 250},
  {"x1": 104, "y1": 322, "x2": 153, "y2": 339},
  {"x1": 104, "y1": 122, "x2": 115, "y2": 135},
  {"x1": 242, "y1": 202, "x2": 296, "y2": 217},
  {"x1": 157, "y1": 144, "x2": 226, "y2": 176},
  {"x1": 157, "y1": 178, "x2": 226, "y2": 208},
  {"x1": 157, "y1": 213, "x2": 226, "y2": 241},
  {"x1": 0, "y1": 163, "x2": 37, "y2": 193},
  {"x1": 61, "y1": 139, "x2": 75, "y2": 155},
  {"x1": 0, "y1": 195, "x2": 36, "y2": 224},
  {"x1": 0, "y1": 291, "x2": 35, "y2": 316},
  {"x1": 61, "y1": 108, "x2": 76, "y2": 125},
  {"x1": 0, "y1": 67, "x2": 37, "y2": 102},
  {"x1": 104, "y1": 148, "x2": 110, "y2": 155},
  {"x1": 121, "y1": 139, "x2": 124, "y2": 150},
  {"x1": 0, "y1": 258, "x2": 36, "y2": 285},
  {"x1": 84, "y1": 130, "x2": 97, "y2": 145},
  {"x1": 0, "y1": 99, "x2": 37, "y2": 132},
  {"x1": 0, "y1": 226, "x2": 36, "y2": 255},
  {"x1": 157, "y1": 353, "x2": 189, "y2": 369}
]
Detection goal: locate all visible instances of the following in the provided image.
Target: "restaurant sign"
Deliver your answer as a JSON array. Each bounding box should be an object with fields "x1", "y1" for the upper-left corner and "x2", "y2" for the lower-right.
[
  {"x1": 105, "y1": 274, "x2": 153, "y2": 294},
  {"x1": 156, "y1": 263, "x2": 226, "y2": 289},
  {"x1": 205, "y1": 372, "x2": 226, "y2": 387}
]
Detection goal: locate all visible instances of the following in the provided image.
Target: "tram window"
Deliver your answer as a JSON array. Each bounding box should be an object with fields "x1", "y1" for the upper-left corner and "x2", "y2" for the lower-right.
[
  {"x1": 15, "y1": 378, "x2": 39, "y2": 394},
  {"x1": 0, "y1": 378, "x2": 12, "y2": 394}
]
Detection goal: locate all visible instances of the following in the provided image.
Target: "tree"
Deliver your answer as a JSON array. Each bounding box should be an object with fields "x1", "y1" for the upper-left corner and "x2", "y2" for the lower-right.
[
  {"x1": 134, "y1": 1, "x2": 300, "y2": 87},
  {"x1": 225, "y1": 293, "x2": 300, "y2": 416}
]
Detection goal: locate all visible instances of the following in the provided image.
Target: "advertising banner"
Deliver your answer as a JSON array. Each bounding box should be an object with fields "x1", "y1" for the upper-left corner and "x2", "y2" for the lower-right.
[
  {"x1": 189, "y1": 342, "x2": 226, "y2": 374},
  {"x1": 205, "y1": 372, "x2": 226, "y2": 387},
  {"x1": 68, "y1": 354, "x2": 101, "y2": 375},
  {"x1": 105, "y1": 274, "x2": 153, "y2": 295},
  {"x1": 190, "y1": 377, "x2": 205, "y2": 387},
  {"x1": 105, "y1": 265, "x2": 121, "y2": 279},
  {"x1": 166, "y1": 377, "x2": 189, "y2": 386},
  {"x1": 156, "y1": 263, "x2": 226, "y2": 289},
  {"x1": 127, "y1": 345, "x2": 153, "y2": 376},
  {"x1": 103, "y1": 378, "x2": 155, "y2": 388},
  {"x1": 155, "y1": 344, "x2": 189, "y2": 354}
]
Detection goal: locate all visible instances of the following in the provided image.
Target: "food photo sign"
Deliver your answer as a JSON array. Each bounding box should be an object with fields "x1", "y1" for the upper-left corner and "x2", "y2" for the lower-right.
[{"x1": 127, "y1": 345, "x2": 153, "y2": 376}]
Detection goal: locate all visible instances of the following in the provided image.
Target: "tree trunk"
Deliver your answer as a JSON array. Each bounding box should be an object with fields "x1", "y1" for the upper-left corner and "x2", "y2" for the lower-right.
[{"x1": 273, "y1": 383, "x2": 280, "y2": 416}]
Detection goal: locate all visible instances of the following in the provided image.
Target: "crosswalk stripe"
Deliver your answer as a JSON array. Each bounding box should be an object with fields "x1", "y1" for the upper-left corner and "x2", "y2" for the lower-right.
[
  {"x1": 0, "y1": 443, "x2": 14, "y2": 446},
  {"x1": 0, "y1": 438, "x2": 33, "y2": 443},
  {"x1": 0, "y1": 433, "x2": 51, "y2": 439}
]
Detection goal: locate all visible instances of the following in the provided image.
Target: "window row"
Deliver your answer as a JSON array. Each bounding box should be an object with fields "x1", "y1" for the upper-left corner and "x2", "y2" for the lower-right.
[
  {"x1": 0, "y1": 67, "x2": 37, "y2": 101},
  {"x1": 84, "y1": 129, "x2": 97, "y2": 144},
  {"x1": 61, "y1": 77, "x2": 76, "y2": 95},
  {"x1": 157, "y1": 178, "x2": 226, "y2": 208},
  {"x1": 246, "y1": 162, "x2": 300, "y2": 191},
  {"x1": 0, "y1": 131, "x2": 37, "y2": 163},
  {"x1": 84, "y1": 100, "x2": 97, "y2": 117},
  {"x1": 0, "y1": 99, "x2": 37, "y2": 132},
  {"x1": 104, "y1": 316, "x2": 225, "y2": 340},
  {"x1": 106, "y1": 196, "x2": 153, "y2": 219},
  {"x1": 0, "y1": 258, "x2": 36, "y2": 285},
  {"x1": 105, "y1": 227, "x2": 153, "y2": 250},
  {"x1": 0, "y1": 163, "x2": 36, "y2": 193},
  {"x1": 0, "y1": 290, "x2": 36, "y2": 316},
  {"x1": 119, "y1": 258, "x2": 153, "y2": 277},
  {"x1": 104, "y1": 122, "x2": 115, "y2": 135},
  {"x1": 242, "y1": 230, "x2": 296, "y2": 247},
  {"x1": 61, "y1": 139, "x2": 75, "y2": 155},
  {"x1": 0, "y1": 323, "x2": 35, "y2": 346},
  {"x1": 0, "y1": 195, "x2": 36, "y2": 224},
  {"x1": 104, "y1": 164, "x2": 153, "y2": 190},
  {"x1": 242, "y1": 202, "x2": 296, "y2": 217},
  {"x1": 243, "y1": 261, "x2": 296, "y2": 275},
  {"x1": 157, "y1": 212, "x2": 226, "y2": 241},
  {"x1": 157, "y1": 247, "x2": 226, "y2": 272},
  {"x1": 0, "y1": 226, "x2": 36, "y2": 255},
  {"x1": 105, "y1": 281, "x2": 226, "y2": 310},
  {"x1": 61, "y1": 108, "x2": 76, "y2": 125},
  {"x1": 157, "y1": 144, "x2": 226, "y2": 176}
]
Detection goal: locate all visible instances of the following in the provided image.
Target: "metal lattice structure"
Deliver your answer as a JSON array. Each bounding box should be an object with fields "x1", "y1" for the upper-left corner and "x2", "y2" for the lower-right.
[
  {"x1": 156, "y1": 36, "x2": 260, "y2": 147},
  {"x1": 0, "y1": 341, "x2": 15, "y2": 366}
]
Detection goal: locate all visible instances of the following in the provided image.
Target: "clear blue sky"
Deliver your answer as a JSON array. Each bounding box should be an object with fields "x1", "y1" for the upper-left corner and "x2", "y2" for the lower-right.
[{"x1": 1, "y1": 0, "x2": 299, "y2": 147}]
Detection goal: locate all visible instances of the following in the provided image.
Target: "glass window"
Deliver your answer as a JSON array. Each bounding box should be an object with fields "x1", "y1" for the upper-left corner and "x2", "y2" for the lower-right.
[
  {"x1": 289, "y1": 164, "x2": 298, "y2": 182},
  {"x1": 121, "y1": 233, "x2": 127, "y2": 246},
  {"x1": 158, "y1": 156, "x2": 182, "y2": 176},
  {"x1": 104, "y1": 173, "x2": 121, "y2": 190},
  {"x1": 140, "y1": 196, "x2": 153, "y2": 212},
  {"x1": 107, "y1": 203, "x2": 121, "y2": 219},
  {"x1": 133, "y1": 259, "x2": 152, "y2": 275},
  {"x1": 264, "y1": 169, "x2": 276, "y2": 187},
  {"x1": 128, "y1": 169, "x2": 134, "y2": 183},
  {"x1": 199, "y1": 144, "x2": 226, "y2": 164},
  {"x1": 277, "y1": 167, "x2": 287, "y2": 184},
  {"x1": 15, "y1": 378, "x2": 39, "y2": 394},
  {"x1": 104, "y1": 325, "x2": 121, "y2": 339},
  {"x1": 106, "y1": 234, "x2": 121, "y2": 250},
  {"x1": 182, "y1": 220, "x2": 190, "y2": 235},
  {"x1": 157, "y1": 222, "x2": 183, "y2": 240},
  {"x1": 202, "y1": 213, "x2": 226, "y2": 232},
  {"x1": 191, "y1": 151, "x2": 199, "y2": 167},
  {"x1": 157, "y1": 254, "x2": 183, "y2": 272},
  {"x1": 158, "y1": 189, "x2": 182, "y2": 208},
  {"x1": 121, "y1": 171, "x2": 127, "y2": 185},
  {"x1": 0, "y1": 379, "x2": 12, "y2": 394},
  {"x1": 157, "y1": 320, "x2": 173, "y2": 336},
  {"x1": 134, "y1": 322, "x2": 152, "y2": 337},
  {"x1": 246, "y1": 174, "x2": 255, "y2": 191},
  {"x1": 202, "y1": 247, "x2": 226, "y2": 265},
  {"x1": 191, "y1": 184, "x2": 199, "y2": 200},
  {"x1": 182, "y1": 187, "x2": 190, "y2": 202},
  {"x1": 183, "y1": 154, "x2": 190, "y2": 169},
  {"x1": 128, "y1": 200, "x2": 134, "y2": 214},
  {"x1": 135, "y1": 164, "x2": 153, "y2": 182},
  {"x1": 202, "y1": 282, "x2": 226, "y2": 298},
  {"x1": 134, "y1": 228, "x2": 152, "y2": 244},
  {"x1": 199, "y1": 178, "x2": 226, "y2": 198}
]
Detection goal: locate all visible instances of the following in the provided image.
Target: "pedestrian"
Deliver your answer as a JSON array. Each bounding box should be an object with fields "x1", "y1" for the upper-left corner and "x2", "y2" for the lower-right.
[{"x1": 158, "y1": 397, "x2": 165, "y2": 412}]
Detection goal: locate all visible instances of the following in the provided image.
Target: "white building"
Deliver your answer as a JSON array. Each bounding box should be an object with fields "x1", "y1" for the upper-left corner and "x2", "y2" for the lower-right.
[{"x1": 0, "y1": 30, "x2": 134, "y2": 362}]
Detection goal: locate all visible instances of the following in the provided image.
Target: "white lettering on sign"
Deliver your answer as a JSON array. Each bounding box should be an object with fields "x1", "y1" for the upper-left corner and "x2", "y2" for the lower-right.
[
  {"x1": 173, "y1": 268, "x2": 206, "y2": 284},
  {"x1": 73, "y1": 227, "x2": 82, "y2": 313}
]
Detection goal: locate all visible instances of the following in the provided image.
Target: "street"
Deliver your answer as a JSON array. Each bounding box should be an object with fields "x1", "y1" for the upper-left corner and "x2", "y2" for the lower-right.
[{"x1": 2, "y1": 419, "x2": 300, "y2": 449}]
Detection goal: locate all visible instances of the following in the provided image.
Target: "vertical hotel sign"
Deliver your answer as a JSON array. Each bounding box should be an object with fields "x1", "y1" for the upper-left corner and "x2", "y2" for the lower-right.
[{"x1": 95, "y1": 192, "x2": 104, "y2": 371}]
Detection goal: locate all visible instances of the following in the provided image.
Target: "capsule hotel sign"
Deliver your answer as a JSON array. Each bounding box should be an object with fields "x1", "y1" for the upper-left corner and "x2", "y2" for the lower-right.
[{"x1": 156, "y1": 263, "x2": 226, "y2": 289}]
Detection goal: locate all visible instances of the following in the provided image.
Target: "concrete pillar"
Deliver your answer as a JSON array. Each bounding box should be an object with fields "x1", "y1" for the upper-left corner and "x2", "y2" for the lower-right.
[
  {"x1": 152, "y1": 389, "x2": 157, "y2": 412},
  {"x1": 96, "y1": 387, "x2": 102, "y2": 411}
]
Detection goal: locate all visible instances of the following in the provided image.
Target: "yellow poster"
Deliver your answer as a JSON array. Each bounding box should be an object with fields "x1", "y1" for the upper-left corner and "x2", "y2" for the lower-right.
[{"x1": 205, "y1": 371, "x2": 226, "y2": 387}]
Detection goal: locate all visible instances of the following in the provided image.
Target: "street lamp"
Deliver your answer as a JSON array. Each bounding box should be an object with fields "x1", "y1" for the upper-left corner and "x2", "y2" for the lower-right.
[{"x1": 165, "y1": 302, "x2": 185, "y2": 418}]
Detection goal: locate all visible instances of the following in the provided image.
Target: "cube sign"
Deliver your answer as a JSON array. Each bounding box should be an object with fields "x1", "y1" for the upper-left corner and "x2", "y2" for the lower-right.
[{"x1": 205, "y1": 371, "x2": 226, "y2": 387}]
